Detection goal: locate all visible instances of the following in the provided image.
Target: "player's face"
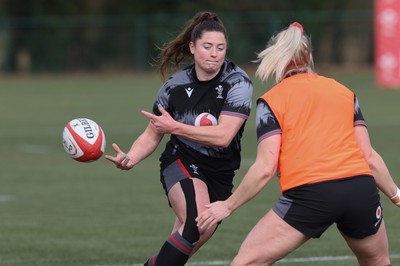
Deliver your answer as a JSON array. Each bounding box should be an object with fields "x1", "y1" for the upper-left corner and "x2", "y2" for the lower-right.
[{"x1": 189, "y1": 31, "x2": 227, "y2": 80}]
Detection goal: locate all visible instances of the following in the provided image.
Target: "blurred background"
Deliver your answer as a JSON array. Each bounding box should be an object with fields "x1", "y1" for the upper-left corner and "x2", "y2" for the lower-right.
[{"x1": 0, "y1": 0, "x2": 376, "y2": 74}]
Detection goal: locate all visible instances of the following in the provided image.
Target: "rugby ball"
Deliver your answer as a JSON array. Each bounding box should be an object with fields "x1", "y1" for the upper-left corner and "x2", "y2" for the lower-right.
[{"x1": 62, "y1": 118, "x2": 106, "y2": 162}]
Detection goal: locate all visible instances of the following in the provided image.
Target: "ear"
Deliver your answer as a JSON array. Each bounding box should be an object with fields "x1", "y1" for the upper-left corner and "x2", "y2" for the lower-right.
[{"x1": 189, "y1": 41, "x2": 195, "y2": 55}]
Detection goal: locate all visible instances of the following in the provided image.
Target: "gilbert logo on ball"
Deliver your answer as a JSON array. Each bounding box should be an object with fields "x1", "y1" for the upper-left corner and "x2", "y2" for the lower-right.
[
  {"x1": 194, "y1": 113, "x2": 218, "y2": 126},
  {"x1": 62, "y1": 118, "x2": 106, "y2": 162}
]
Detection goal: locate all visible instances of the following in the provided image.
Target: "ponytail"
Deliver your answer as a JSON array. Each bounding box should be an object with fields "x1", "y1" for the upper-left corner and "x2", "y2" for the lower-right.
[{"x1": 255, "y1": 22, "x2": 313, "y2": 83}]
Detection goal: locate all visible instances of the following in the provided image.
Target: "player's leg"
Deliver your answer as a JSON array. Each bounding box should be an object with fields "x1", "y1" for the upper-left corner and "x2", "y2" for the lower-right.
[
  {"x1": 149, "y1": 178, "x2": 217, "y2": 266},
  {"x1": 341, "y1": 220, "x2": 391, "y2": 266},
  {"x1": 337, "y1": 175, "x2": 391, "y2": 266},
  {"x1": 144, "y1": 179, "x2": 194, "y2": 266},
  {"x1": 169, "y1": 178, "x2": 218, "y2": 252},
  {"x1": 144, "y1": 155, "x2": 220, "y2": 266},
  {"x1": 231, "y1": 210, "x2": 309, "y2": 266},
  {"x1": 187, "y1": 178, "x2": 218, "y2": 254}
]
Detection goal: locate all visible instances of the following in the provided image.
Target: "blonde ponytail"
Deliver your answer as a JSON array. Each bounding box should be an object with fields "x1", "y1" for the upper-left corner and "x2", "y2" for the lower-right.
[{"x1": 255, "y1": 23, "x2": 313, "y2": 83}]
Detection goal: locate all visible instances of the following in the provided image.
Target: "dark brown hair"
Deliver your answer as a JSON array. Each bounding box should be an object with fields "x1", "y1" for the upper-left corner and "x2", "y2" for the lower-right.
[{"x1": 157, "y1": 11, "x2": 228, "y2": 79}]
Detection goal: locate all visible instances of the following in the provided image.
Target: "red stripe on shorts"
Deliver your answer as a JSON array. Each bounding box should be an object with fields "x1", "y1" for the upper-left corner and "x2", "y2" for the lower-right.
[{"x1": 177, "y1": 159, "x2": 192, "y2": 178}]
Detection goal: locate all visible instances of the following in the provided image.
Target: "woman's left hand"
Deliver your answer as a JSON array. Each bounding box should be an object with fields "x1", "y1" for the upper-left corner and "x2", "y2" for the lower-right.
[
  {"x1": 196, "y1": 201, "x2": 231, "y2": 230},
  {"x1": 141, "y1": 105, "x2": 177, "y2": 134}
]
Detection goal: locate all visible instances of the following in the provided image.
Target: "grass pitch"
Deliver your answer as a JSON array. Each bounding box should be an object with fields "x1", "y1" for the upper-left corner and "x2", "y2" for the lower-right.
[{"x1": 0, "y1": 69, "x2": 399, "y2": 266}]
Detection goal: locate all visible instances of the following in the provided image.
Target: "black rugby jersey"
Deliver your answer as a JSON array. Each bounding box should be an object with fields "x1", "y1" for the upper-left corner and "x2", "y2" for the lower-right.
[{"x1": 153, "y1": 61, "x2": 253, "y2": 171}]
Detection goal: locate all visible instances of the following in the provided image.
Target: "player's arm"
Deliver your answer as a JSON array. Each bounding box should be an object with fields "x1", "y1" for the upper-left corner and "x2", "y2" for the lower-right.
[
  {"x1": 197, "y1": 134, "x2": 280, "y2": 229},
  {"x1": 105, "y1": 122, "x2": 164, "y2": 170},
  {"x1": 142, "y1": 106, "x2": 245, "y2": 148},
  {"x1": 354, "y1": 125, "x2": 400, "y2": 207}
]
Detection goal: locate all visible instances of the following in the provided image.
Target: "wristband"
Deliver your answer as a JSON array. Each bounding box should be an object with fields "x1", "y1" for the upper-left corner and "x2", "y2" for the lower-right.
[{"x1": 390, "y1": 187, "x2": 400, "y2": 207}]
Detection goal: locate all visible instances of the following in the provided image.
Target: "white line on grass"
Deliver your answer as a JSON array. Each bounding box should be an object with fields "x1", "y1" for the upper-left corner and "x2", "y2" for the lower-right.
[{"x1": 93, "y1": 254, "x2": 400, "y2": 266}]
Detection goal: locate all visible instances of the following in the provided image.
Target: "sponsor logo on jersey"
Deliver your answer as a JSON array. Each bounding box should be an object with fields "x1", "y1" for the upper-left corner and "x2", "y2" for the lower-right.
[
  {"x1": 185, "y1": 87, "x2": 193, "y2": 98},
  {"x1": 194, "y1": 113, "x2": 218, "y2": 126},
  {"x1": 215, "y1": 85, "x2": 224, "y2": 99}
]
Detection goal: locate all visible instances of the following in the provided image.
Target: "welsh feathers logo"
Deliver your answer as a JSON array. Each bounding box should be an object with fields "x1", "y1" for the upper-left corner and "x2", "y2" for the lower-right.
[
  {"x1": 194, "y1": 113, "x2": 218, "y2": 126},
  {"x1": 215, "y1": 85, "x2": 224, "y2": 99}
]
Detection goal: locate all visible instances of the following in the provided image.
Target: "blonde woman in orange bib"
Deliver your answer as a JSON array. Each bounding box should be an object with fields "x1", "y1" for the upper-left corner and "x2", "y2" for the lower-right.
[{"x1": 197, "y1": 22, "x2": 400, "y2": 266}]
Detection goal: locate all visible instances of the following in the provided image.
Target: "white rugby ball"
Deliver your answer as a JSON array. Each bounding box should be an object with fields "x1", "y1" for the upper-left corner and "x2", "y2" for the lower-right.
[{"x1": 62, "y1": 118, "x2": 106, "y2": 162}]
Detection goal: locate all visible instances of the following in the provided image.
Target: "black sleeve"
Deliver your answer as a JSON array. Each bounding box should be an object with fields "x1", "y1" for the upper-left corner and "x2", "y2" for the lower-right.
[
  {"x1": 354, "y1": 94, "x2": 367, "y2": 127},
  {"x1": 256, "y1": 99, "x2": 282, "y2": 143}
]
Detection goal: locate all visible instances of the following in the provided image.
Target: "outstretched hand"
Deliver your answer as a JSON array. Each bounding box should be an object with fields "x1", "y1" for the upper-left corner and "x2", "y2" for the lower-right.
[
  {"x1": 141, "y1": 105, "x2": 177, "y2": 134},
  {"x1": 105, "y1": 143, "x2": 134, "y2": 170},
  {"x1": 196, "y1": 201, "x2": 232, "y2": 230}
]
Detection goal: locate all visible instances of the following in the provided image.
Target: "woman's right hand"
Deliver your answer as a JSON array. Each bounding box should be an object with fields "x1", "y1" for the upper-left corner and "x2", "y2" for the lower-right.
[{"x1": 105, "y1": 143, "x2": 134, "y2": 170}]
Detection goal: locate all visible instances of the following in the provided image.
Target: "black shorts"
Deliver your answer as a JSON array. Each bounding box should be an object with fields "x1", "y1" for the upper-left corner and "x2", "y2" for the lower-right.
[
  {"x1": 160, "y1": 157, "x2": 234, "y2": 203},
  {"x1": 272, "y1": 175, "x2": 383, "y2": 239},
  {"x1": 159, "y1": 142, "x2": 236, "y2": 203}
]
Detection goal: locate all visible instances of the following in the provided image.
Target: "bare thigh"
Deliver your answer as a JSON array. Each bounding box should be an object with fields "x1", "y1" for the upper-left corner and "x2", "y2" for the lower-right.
[
  {"x1": 168, "y1": 178, "x2": 218, "y2": 254},
  {"x1": 232, "y1": 209, "x2": 309, "y2": 266},
  {"x1": 341, "y1": 220, "x2": 390, "y2": 266}
]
